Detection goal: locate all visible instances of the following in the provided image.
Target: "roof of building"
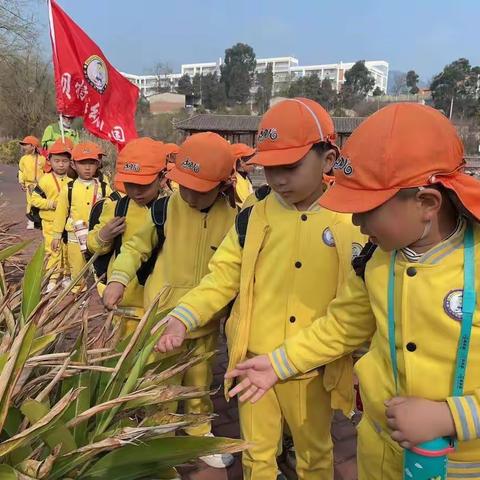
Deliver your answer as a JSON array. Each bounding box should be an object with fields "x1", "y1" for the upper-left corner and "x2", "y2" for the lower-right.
[{"x1": 174, "y1": 113, "x2": 365, "y2": 134}]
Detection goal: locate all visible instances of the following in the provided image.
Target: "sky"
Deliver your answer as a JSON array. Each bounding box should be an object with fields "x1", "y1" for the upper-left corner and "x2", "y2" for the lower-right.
[{"x1": 36, "y1": 0, "x2": 480, "y2": 83}]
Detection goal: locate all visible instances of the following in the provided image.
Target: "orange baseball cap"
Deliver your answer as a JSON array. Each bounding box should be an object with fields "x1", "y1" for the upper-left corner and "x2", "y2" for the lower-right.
[
  {"x1": 72, "y1": 142, "x2": 102, "y2": 162},
  {"x1": 166, "y1": 132, "x2": 235, "y2": 192},
  {"x1": 320, "y1": 103, "x2": 480, "y2": 221},
  {"x1": 231, "y1": 143, "x2": 256, "y2": 160},
  {"x1": 115, "y1": 137, "x2": 168, "y2": 186},
  {"x1": 19, "y1": 136, "x2": 40, "y2": 148},
  {"x1": 164, "y1": 143, "x2": 180, "y2": 155},
  {"x1": 48, "y1": 138, "x2": 74, "y2": 157},
  {"x1": 249, "y1": 97, "x2": 338, "y2": 167}
]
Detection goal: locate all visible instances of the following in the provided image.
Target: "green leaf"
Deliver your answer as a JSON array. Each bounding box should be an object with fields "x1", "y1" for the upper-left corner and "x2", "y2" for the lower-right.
[
  {"x1": 30, "y1": 333, "x2": 57, "y2": 357},
  {"x1": 0, "y1": 240, "x2": 31, "y2": 263},
  {"x1": 0, "y1": 464, "x2": 18, "y2": 479},
  {"x1": 83, "y1": 436, "x2": 244, "y2": 479},
  {"x1": 3, "y1": 407, "x2": 32, "y2": 466},
  {"x1": 21, "y1": 398, "x2": 77, "y2": 454},
  {"x1": 81, "y1": 464, "x2": 178, "y2": 480},
  {"x1": 21, "y1": 242, "x2": 45, "y2": 323}
]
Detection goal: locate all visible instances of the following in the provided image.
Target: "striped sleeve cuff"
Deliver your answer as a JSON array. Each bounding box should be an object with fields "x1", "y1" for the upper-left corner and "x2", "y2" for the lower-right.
[
  {"x1": 268, "y1": 346, "x2": 299, "y2": 381},
  {"x1": 108, "y1": 271, "x2": 131, "y2": 287},
  {"x1": 170, "y1": 305, "x2": 200, "y2": 332},
  {"x1": 447, "y1": 395, "x2": 480, "y2": 441}
]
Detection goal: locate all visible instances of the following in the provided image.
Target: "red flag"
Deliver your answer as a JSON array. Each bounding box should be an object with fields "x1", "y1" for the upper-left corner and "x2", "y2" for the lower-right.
[{"x1": 48, "y1": 0, "x2": 139, "y2": 146}]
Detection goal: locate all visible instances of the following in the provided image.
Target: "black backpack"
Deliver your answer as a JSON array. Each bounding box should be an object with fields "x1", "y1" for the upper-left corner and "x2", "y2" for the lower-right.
[
  {"x1": 235, "y1": 185, "x2": 271, "y2": 248},
  {"x1": 87, "y1": 194, "x2": 170, "y2": 286},
  {"x1": 28, "y1": 186, "x2": 46, "y2": 229},
  {"x1": 352, "y1": 241, "x2": 377, "y2": 281}
]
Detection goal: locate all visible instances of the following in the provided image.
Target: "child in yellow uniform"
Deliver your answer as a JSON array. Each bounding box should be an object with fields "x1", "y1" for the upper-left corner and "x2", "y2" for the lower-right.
[
  {"x1": 102, "y1": 132, "x2": 237, "y2": 469},
  {"x1": 155, "y1": 99, "x2": 365, "y2": 480},
  {"x1": 231, "y1": 143, "x2": 255, "y2": 206},
  {"x1": 228, "y1": 103, "x2": 480, "y2": 480},
  {"x1": 31, "y1": 139, "x2": 72, "y2": 291},
  {"x1": 87, "y1": 137, "x2": 168, "y2": 336},
  {"x1": 52, "y1": 142, "x2": 111, "y2": 290},
  {"x1": 18, "y1": 135, "x2": 46, "y2": 229}
]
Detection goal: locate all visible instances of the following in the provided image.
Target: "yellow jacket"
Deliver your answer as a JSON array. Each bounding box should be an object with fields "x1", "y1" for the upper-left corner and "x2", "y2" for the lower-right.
[
  {"x1": 235, "y1": 172, "x2": 253, "y2": 206},
  {"x1": 87, "y1": 197, "x2": 149, "y2": 316},
  {"x1": 18, "y1": 154, "x2": 46, "y2": 186},
  {"x1": 52, "y1": 178, "x2": 112, "y2": 240},
  {"x1": 109, "y1": 191, "x2": 237, "y2": 337},
  {"x1": 271, "y1": 219, "x2": 480, "y2": 462},
  {"x1": 170, "y1": 192, "x2": 365, "y2": 411},
  {"x1": 30, "y1": 173, "x2": 69, "y2": 223}
]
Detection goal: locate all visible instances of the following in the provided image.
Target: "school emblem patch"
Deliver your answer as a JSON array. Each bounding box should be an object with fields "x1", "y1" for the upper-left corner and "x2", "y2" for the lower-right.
[
  {"x1": 352, "y1": 242, "x2": 363, "y2": 259},
  {"x1": 443, "y1": 289, "x2": 463, "y2": 321},
  {"x1": 181, "y1": 158, "x2": 200, "y2": 173},
  {"x1": 83, "y1": 55, "x2": 108, "y2": 94},
  {"x1": 322, "y1": 227, "x2": 335, "y2": 247}
]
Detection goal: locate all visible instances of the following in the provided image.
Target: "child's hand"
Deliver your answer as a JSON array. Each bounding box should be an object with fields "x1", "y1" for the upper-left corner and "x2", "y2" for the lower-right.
[
  {"x1": 20, "y1": 184, "x2": 26, "y2": 192},
  {"x1": 225, "y1": 355, "x2": 279, "y2": 403},
  {"x1": 27, "y1": 184, "x2": 35, "y2": 194},
  {"x1": 98, "y1": 217, "x2": 126, "y2": 243},
  {"x1": 385, "y1": 397, "x2": 456, "y2": 449},
  {"x1": 154, "y1": 316, "x2": 187, "y2": 353},
  {"x1": 103, "y1": 282, "x2": 125, "y2": 310},
  {"x1": 51, "y1": 239, "x2": 61, "y2": 252}
]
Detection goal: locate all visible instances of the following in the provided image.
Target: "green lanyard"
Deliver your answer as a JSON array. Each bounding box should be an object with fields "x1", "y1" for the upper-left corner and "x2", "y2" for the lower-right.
[{"x1": 387, "y1": 223, "x2": 476, "y2": 396}]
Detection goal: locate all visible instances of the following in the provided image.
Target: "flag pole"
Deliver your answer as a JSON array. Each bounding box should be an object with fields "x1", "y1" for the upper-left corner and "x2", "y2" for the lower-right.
[{"x1": 47, "y1": 0, "x2": 65, "y2": 142}]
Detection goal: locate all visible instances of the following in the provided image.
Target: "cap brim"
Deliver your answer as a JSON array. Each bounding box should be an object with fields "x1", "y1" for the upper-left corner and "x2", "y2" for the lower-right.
[
  {"x1": 115, "y1": 171, "x2": 159, "y2": 186},
  {"x1": 166, "y1": 167, "x2": 220, "y2": 192},
  {"x1": 319, "y1": 182, "x2": 400, "y2": 213},
  {"x1": 247, "y1": 144, "x2": 311, "y2": 167},
  {"x1": 438, "y1": 172, "x2": 480, "y2": 222},
  {"x1": 73, "y1": 157, "x2": 101, "y2": 162}
]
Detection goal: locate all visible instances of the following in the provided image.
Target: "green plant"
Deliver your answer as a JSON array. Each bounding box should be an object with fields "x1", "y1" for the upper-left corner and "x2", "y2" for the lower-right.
[
  {"x1": 0, "y1": 241, "x2": 244, "y2": 479},
  {"x1": 0, "y1": 140, "x2": 21, "y2": 166}
]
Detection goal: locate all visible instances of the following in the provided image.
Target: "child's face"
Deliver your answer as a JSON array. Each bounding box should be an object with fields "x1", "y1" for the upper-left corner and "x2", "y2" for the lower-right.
[
  {"x1": 21, "y1": 144, "x2": 35, "y2": 155},
  {"x1": 179, "y1": 185, "x2": 221, "y2": 211},
  {"x1": 49, "y1": 154, "x2": 70, "y2": 176},
  {"x1": 124, "y1": 177, "x2": 161, "y2": 206},
  {"x1": 264, "y1": 148, "x2": 334, "y2": 207},
  {"x1": 73, "y1": 159, "x2": 99, "y2": 180},
  {"x1": 352, "y1": 191, "x2": 437, "y2": 251}
]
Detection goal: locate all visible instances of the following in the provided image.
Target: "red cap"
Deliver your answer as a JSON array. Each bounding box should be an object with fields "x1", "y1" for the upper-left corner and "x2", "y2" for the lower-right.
[
  {"x1": 320, "y1": 103, "x2": 480, "y2": 221},
  {"x1": 72, "y1": 142, "x2": 102, "y2": 162},
  {"x1": 20, "y1": 136, "x2": 40, "y2": 149},
  {"x1": 48, "y1": 138, "x2": 74, "y2": 157},
  {"x1": 249, "y1": 98, "x2": 338, "y2": 167},
  {"x1": 231, "y1": 143, "x2": 256, "y2": 160}
]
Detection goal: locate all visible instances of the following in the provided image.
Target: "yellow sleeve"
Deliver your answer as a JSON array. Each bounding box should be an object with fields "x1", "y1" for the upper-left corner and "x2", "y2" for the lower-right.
[
  {"x1": 39, "y1": 156, "x2": 46, "y2": 175},
  {"x1": 30, "y1": 179, "x2": 53, "y2": 210},
  {"x1": 447, "y1": 392, "x2": 480, "y2": 441},
  {"x1": 87, "y1": 198, "x2": 115, "y2": 256},
  {"x1": 268, "y1": 271, "x2": 376, "y2": 380},
  {"x1": 18, "y1": 157, "x2": 25, "y2": 184},
  {"x1": 109, "y1": 218, "x2": 158, "y2": 287},
  {"x1": 169, "y1": 225, "x2": 242, "y2": 332},
  {"x1": 52, "y1": 185, "x2": 70, "y2": 239}
]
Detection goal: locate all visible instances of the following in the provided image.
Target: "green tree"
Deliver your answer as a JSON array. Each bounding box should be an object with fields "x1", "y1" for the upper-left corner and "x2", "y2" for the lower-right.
[
  {"x1": 201, "y1": 73, "x2": 226, "y2": 110},
  {"x1": 406, "y1": 70, "x2": 420, "y2": 94},
  {"x1": 192, "y1": 73, "x2": 202, "y2": 100},
  {"x1": 221, "y1": 43, "x2": 256, "y2": 104},
  {"x1": 317, "y1": 78, "x2": 337, "y2": 111},
  {"x1": 177, "y1": 73, "x2": 193, "y2": 95},
  {"x1": 340, "y1": 60, "x2": 375, "y2": 108},
  {"x1": 372, "y1": 86, "x2": 384, "y2": 96},
  {"x1": 430, "y1": 58, "x2": 480, "y2": 119},
  {"x1": 255, "y1": 63, "x2": 273, "y2": 114},
  {"x1": 286, "y1": 75, "x2": 337, "y2": 111}
]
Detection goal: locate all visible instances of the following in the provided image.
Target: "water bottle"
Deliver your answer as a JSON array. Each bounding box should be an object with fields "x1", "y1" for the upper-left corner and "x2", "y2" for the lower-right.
[{"x1": 403, "y1": 437, "x2": 454, "y2": 480}]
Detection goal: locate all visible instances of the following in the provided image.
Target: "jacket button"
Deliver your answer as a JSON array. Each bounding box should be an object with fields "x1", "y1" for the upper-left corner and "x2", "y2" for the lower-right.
[
  {"x1": 406, "y1": 267, "x2": 417, "y2": 277},
  {"x1": 289, "y1": 316, "x2": 296, "y2": 323},
  {"x1": 301, "y1": 214, "x2": 307, "y2": 221},
  {"x1": 406, "y1": 342, "x2": 417, "y2": 352},
  {"x1": 295, "y1": 261, "x2": 302, "y2": 269},
  {"x1": 87, "y1": 202, "x2": 90, "y2": 205}
]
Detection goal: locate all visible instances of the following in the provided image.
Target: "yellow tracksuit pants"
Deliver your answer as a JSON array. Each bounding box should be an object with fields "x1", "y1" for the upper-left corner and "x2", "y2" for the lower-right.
[
  {"x1": 43, "y1": 221, "x2": 67, "y2": 282},
  {"x1": 67, "y1": 242, "x2": 86, "y2": 292},
  {"x1": 357, "y1": 415, "x2": 480, "y2": 480},
  {"x1": 167, "y1": 332, "x2": 217, "y2": 436},
  {"x1": 239, "y1": 370, "x2": 333, "y2": 480}
]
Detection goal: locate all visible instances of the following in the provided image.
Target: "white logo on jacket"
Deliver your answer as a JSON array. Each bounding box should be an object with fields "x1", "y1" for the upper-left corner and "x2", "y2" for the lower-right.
[
  {"x1": 322, "y1": 227, "x2": 335, "y2": 247},
  {"x1": 443, "y1": 289, "x2": 463, "y2": 321}
]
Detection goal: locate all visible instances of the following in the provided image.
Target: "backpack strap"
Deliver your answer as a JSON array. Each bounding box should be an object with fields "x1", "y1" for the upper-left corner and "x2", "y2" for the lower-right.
[
  {"x1": 255, "y1": 185, "x2": 271, "y2": 201},
  {"x1": 110, "y1": 190, "x2": 122, "y2": 202},
  {"x1": 235, "y1": 206, "x2": 254, "y2": 249},
  {"x1": 66, "y1": 180, "x2": 74, "y2": 219},
  {"x1": 352, "y1": 241, "x2": 377, "y2": 281},
  {"x1": 32, "y1": 185, "x2": 47, "y2": 199},
  {"x1": 135, "y1": 196, "x2": 170, "y2": 286},
  {"x1": 100, "y1": 180, "x2": 107, "y2": 199},
  {"x1": 113, "y1": 196, "x2": 131, "y2": 257}
]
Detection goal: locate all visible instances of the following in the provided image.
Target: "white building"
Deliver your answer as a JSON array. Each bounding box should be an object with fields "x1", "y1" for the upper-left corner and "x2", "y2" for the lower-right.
[{"x1": 122, "y1": 57, "x2": 389, "y2": 97}]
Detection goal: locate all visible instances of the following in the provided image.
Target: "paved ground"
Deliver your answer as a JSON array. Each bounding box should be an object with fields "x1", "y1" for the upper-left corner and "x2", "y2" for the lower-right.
[{"x1": 1, "y1": 163, "x2": 358, "y2": 479}]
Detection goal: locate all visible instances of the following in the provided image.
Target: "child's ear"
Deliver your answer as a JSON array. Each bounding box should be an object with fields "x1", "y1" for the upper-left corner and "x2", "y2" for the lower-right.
[
  {"x1": 323, "y1": 149, "x2": 337, "y2": 174},
  {"x1": 417, "y1": 188, "x2": 442, "y2": 219},
  {"x1": 70, "y1": 160, "x2": 77, "y2": 172}
]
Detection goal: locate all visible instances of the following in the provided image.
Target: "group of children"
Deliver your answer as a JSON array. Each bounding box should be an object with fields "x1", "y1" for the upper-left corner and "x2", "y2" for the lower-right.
[{"x1": 18, "y1": 97, "x2": 480, "y2": 480}]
